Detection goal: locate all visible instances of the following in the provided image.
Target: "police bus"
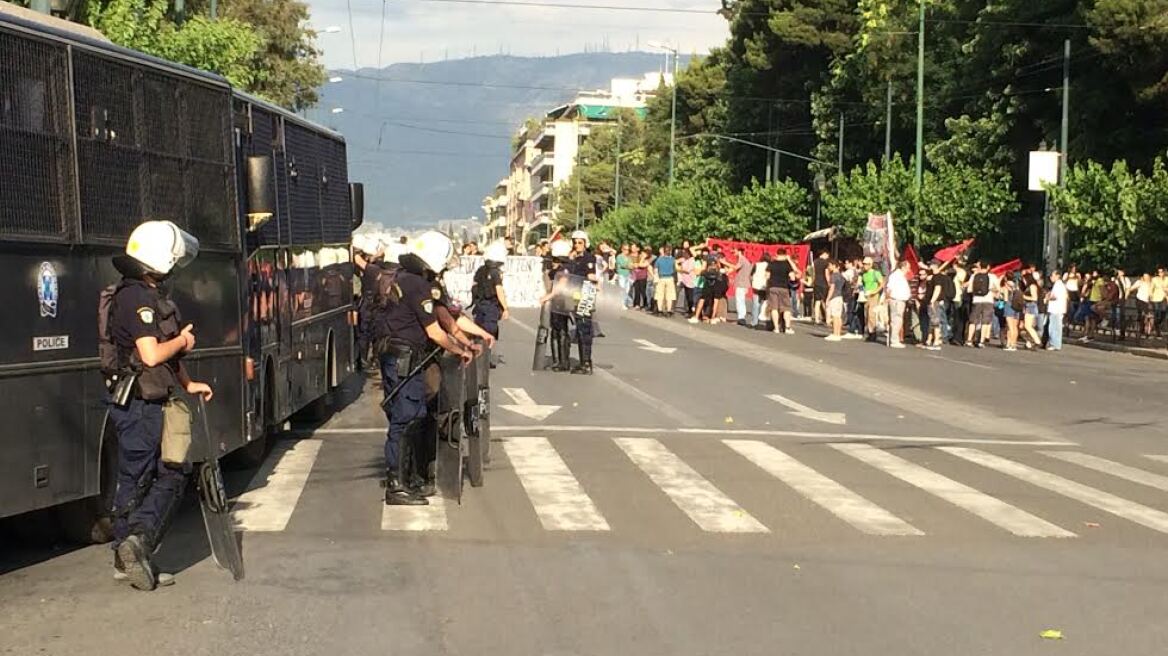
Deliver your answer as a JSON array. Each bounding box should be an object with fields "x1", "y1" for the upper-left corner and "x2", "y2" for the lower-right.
[{"x1": 0, "y1": 9, "x2": 363, "y2": 542}]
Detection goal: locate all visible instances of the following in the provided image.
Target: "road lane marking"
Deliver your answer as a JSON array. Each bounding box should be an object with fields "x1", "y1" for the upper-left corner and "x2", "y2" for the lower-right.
[
  {"x1": 507, "y1": 316, "x2": 701, "y2": 425},
  {"x1": 925, "y1": 355, "x2": 995, "y2": 370},
  {"x1": 832, "y1": 444, "x2": 1073, "y2": 537},
  {"x1": 725, "y1": 440, "x2": 921, "y2": 536},
  {"x1": 940, "y1": 447, "x2": 1168, "y2": 534},
  {"x1": 499, "y1": 387, "x2": 561, "y2": 421},
  {"x1": 232, "y1": 439, "x2": 322, "y2": 532},
  {"x1": 382, "y1": 495, "x2": 449, "y2": 531},
  {"x1": 616, "y1": 438, "x2": 768, "y2": 533},
  {"x1": 307, "y1": 425, "x2": 1074, "y2": 446},
  {"x1": 1041, "y1": 451, "x2": 1168, "y2": 492},
  {"x1": 634, "y1": 338, "x2": 677, "y2": 354},
  {"x1": 621, "y1": 309, "x2": 1065, "y2": 442},
  {"x1": 765, "y1": 393, "x2": 847, "y2": 425},
  {"x1": 1145, "y1": 455, "x2": 1168, "y2": 465},
  {"x1": 502, "y1": 437, "x2": 609, "y2": 531}
]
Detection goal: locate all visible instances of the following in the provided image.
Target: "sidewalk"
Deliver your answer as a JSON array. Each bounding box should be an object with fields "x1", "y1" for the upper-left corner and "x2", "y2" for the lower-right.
[{"x1": 1069, "y1": 337, "x2": 1168, "y2": 361}]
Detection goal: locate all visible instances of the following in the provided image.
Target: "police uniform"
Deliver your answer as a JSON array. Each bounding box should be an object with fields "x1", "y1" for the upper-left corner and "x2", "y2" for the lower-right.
[
  {"x1": 472, "y1": 262, "x2": 504, "y2": 339},
  {"x1": 376, "y1": 268, "x2": 437, "y2": 504},
  {"x1": 568, "y1": 250, "x2": 597, "y2": 373},
  {"x1": 547, "y1": 257, "x2": 573, "y2": 371},
  {"x1": 109, "y1": 278, "x2": 187, "y2": 560},
  {"x1": 356, "y1": 258, "x2": 384, "y2": 367}
]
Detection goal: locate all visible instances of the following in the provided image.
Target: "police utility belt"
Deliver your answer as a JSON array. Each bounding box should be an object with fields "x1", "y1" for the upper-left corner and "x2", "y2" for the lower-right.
[{"x1": 380, "y1": 338, "x2": 426, "y2": 378}]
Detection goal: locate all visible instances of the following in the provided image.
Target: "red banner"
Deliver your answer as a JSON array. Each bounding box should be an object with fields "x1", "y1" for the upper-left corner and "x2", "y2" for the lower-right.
[
  {"x1": 705, "y1": 239, "x2": 812, "y2": 298},
  {"x1": 903, "y1": 243, "x2": 921, "y2": 277},
  {"x1": 991, "y1": 258, "x2": 1023, "y2": 277},
  {"x1": 705, "y1": 238, "x2": 811, "y2": 269},
  {"x1": 934, "y1": 238, "x2": 974, "y2": 264}
]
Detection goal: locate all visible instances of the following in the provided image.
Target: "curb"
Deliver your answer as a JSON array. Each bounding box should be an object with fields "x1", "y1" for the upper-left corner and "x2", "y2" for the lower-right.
[{"x1": 1070, "y1": 339, "x2": 1168, "y2": 361}]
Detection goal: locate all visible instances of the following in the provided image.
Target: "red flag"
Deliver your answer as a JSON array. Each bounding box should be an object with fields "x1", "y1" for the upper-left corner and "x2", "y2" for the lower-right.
[
  {"x1": 991, "y1": 259, "x2": 1022, "y2": 277},
  {"x1": 903, "y1": 244, "x2": 921, "y2": 277},
  {"x1": 934, "y1": 238, "x2": 974, "y2": 264}
]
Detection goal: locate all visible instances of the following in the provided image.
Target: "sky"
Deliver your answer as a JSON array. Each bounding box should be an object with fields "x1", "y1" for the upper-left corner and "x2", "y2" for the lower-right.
[{"x1": 303, "y1": 0, "x2": 729, "y2": 70}]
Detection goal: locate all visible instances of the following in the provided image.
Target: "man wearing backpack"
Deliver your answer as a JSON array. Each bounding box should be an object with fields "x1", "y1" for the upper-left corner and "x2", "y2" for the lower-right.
[
  {"x1": 102, "y1": 220, "x2": 213, "y2": 591},
  {"x1": 965, "y1": 262, "x2": 999, "y2": 348}
]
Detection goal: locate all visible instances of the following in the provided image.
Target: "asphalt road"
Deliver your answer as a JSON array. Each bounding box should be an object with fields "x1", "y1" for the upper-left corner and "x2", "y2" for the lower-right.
[{"x1": 2, "y1": 304, "x2": 1167, "y2": 656}]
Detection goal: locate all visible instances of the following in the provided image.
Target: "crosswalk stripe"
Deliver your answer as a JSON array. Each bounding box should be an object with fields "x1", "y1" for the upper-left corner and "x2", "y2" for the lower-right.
[
  {"x1": 725, "y1": 440, "x2": 921, "y2": 536},
  {"x1": 1145, "y1": 455, "x2": 1168, "y2": 465},
  {"x1": 502, "y1": 437, "x2": 609, "y2": 531},
  {"x1": 832, "y1": 444, "x2": 1074, "y2": 538},
  {"x1": 1042, "y1": 451, "x2": 1168, "y2": 492},
  {"x1": 232, "y1": 439, "x2": 322, "y2": 532},
  {"x1": 941, "y1": 447, "x2": 1168, "y2": 534},
  {"x1": 617, "y1": 438, "x2": 767, "y2": 533},
  {"x1": 382, "y1": 496, "x2": 448, "y2": 531}
]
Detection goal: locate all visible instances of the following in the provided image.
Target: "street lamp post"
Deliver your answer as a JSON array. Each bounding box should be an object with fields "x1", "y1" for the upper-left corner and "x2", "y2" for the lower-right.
[
  {"x1": 814, "y1": 172, "x2": 827, "y2": 231},
  {"x1": 649, "y1": 41, "x2": 679, "y2": 185}
]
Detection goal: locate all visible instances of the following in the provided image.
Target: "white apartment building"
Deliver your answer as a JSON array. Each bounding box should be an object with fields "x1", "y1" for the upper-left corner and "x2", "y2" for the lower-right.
[{"x1": 499, "y1": 72, "x2": 672, "y2": 249}]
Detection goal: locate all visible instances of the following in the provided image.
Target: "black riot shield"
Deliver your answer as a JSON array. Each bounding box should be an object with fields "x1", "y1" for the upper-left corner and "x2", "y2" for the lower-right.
[
  {"x1": 532, "y1": 301, "x2": 551, "y2": 370},
  {"x1": 194, "y1": 397, "x2": 244, "y2": 581},
  {"x1": 463, "y1": 344, "x2": 490, "y2": 487},
  {"x1": 435, "y1": 353, "x2": 466, "y2": 503}
]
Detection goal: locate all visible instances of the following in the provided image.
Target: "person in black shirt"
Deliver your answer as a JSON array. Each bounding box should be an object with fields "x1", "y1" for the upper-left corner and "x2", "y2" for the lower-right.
[
  {"x1": 812, "y1": 251, "x2": 830, "y2": 324},
  {"x1": 107, "y1": 220, "x2": 212, "y2": 591},
  {"x1": 925, "y1": 260, "x2": 954, "y2": 350},
  {"x1": 766, "y1": 252, "x2": 797, "y2": 334}
]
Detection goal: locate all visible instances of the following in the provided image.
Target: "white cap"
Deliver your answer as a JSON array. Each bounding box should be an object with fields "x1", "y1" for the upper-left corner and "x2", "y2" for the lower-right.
[
  {"x1": 125, "y1": 220, "x2": 199, "y2": 275},
  {"x1": 570, "y1": 230, "x2": 589, "y2": 247}
]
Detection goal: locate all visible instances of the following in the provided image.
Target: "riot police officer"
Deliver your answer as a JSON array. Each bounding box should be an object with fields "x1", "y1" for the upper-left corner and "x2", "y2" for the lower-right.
[
  {"x1": 540, "y1": 239, "x2": 574, "y2": 371},
  {"x1": 107, "y1": 220, "x2": 213, "y2": 591},
  {"x1": 472, "y1": 241, "x2": 510, "y2": 341},
  {"x1": 568, "y1": 230, "x2": 598, "y2": 374},
  {"x1": 376, "y1": 231, "x2": 472, "y2": 505},
  {"x1": 354, "y1": 236, "x2": 384, "y2": 371}
]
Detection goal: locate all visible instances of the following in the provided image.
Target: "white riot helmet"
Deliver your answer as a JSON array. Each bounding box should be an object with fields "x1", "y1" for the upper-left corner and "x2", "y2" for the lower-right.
[
  {"x1": 483, "y1": 240, "x2": 508, "y2": 264},
  {"x1": 353, "y1": 235, "x2": 380, "y2": 256},
  {"x1": 550, "y1": 239, "x2": 571, "y2": 258},
  {"x1": 124, "y1": 220, "x2": 199, "y2": 275},
  {"x1": 570, "y1": 230, "x2": 590, "y2": 248},
  {"x1": 411, "y1": 230, "x2": 456, "y2": 273},
  {"x1": 383, "y1": 241, "x2": 406, "y2": 264}
]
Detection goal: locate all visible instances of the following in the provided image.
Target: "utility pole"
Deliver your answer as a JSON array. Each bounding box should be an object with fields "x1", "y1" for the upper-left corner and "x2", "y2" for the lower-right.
[
  {"x1": 1056, "y1": 38, "x2": 1071, "y2": 269},
  {"x1": 210, "y1": 0, "x2": 218, "y2": 20},
  {"x1": 30, "y1": 0, "x2": 49, "y2": 13},
  {"x1": 668, "y1": 50, "x2": 678, "y2": 185},
  {"x1": 765, "y1": 104, "x2": 773, "y2": 183},
  {"x1": 914, "y1": 0, "x2": 925, "y2": 191},
  {"x1": 885, "y1": 80, "x2": 893, "y2": 164},
  {"x1": 837, "y1": 111, "x2": 845, "y2": 173},
  {"x1": 614, "y1": 119, "x2": 622, "y2": 210}
]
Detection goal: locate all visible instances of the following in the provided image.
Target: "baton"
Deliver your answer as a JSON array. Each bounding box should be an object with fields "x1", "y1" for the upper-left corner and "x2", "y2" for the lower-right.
[{"x1": 379, "y1": 347, "x2": 442, "y2": 411}]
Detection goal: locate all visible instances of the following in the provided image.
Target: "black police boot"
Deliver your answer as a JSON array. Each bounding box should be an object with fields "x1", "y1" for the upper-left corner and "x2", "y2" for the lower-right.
[
  {"x1": 553, "y1": 335, "x2": 571, "y2": 372},
  {"x1": 384, "y1": 473, "x2": 427, "y2": 506},
  {"x1": 415, "y1": 462, "x2": 437, "y2": 497},
  {"x1": 115, "y1": 535, "x2": 157, "y2": 591},
  {"x1": 571, "y1": 343, "x2": 593, "y2": 375}
]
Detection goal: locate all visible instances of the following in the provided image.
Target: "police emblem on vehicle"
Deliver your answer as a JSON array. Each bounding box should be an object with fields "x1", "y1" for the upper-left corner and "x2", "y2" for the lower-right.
[{"x1": 37, "y1": 262, "x2": 58, "y2": 318}]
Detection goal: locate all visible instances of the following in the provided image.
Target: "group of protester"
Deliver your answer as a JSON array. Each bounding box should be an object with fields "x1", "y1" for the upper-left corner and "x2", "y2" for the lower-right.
[{"x1": 589, "y1": 241, "x2": 1167, "y2": 352}]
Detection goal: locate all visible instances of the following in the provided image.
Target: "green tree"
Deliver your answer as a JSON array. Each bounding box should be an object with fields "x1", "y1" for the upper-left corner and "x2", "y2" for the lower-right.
[
  {"x1": 87, "y1": 0, "x2": 265, "y2": 89},
  {"x1": 1047, "y1": 160, "x2": 1142, "y2": 270}
]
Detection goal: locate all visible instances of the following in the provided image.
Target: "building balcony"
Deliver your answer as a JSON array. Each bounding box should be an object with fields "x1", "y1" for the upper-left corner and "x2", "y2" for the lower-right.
[
  {"x1": 531, "y1": 180, "x2": 553, "y2": 202},
  {"x1": 530, "y1": 150, "x2": 554, "y2": 176},
  {"x1": 534, "y1": 124, "x2": 554, "y2": 150}
]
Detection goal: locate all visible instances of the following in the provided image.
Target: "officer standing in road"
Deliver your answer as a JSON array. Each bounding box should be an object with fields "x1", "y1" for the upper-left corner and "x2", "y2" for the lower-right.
[
  {"x1": 376, "y1": 231, "x2": 473, "y2": 505},
  {"x1": 354, "y1": 236, "x2": 385, "y2": 371},
  {"x1": 472, "y1": 241, "x2": 511, "y2": 342},
  {"x1": 540, "y1": 239, "x2": 574, "y2": 371},
  {"x1": 106, "y1": 220, "x2": 214, "y2": 591},
  {"x1": 568, "y1": 230, "x2": 598, "y2": 374}
]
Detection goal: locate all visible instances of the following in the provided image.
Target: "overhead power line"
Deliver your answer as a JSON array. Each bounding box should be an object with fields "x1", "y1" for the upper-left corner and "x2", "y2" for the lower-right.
[{"x1": 400, "y1": 0, "x2": 716, "y2": 14}]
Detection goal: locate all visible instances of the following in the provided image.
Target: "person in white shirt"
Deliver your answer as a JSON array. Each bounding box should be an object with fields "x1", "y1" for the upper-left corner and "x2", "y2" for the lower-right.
[
  {"x1": 1046, "y1": 270, "x2": 1068, "y2": 350},
  {"x1": 885, "y1": 260, "x2": 912, "y2": 348}
]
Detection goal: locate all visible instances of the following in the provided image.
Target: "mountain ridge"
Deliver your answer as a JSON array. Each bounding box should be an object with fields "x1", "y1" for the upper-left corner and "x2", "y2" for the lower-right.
[{"x1": 317, "y1": 51, "x2": 684, "y2": 229}]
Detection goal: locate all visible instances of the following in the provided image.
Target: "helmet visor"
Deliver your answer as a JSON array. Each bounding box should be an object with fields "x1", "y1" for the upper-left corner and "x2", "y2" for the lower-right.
[{"x1": 173, "y1": 227, "x2": 200, "y2": 270}]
